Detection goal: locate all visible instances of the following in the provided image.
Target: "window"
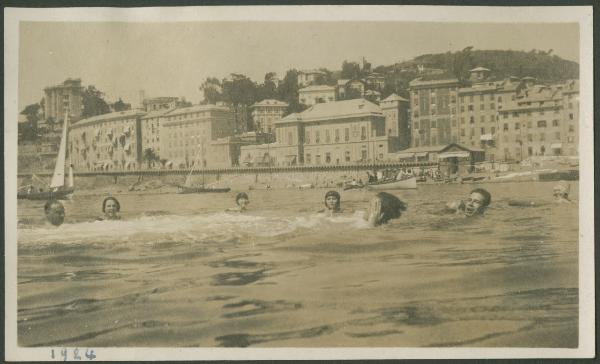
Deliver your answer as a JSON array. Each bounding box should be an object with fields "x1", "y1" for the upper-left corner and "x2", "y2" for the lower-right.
[
  {"x1": 498, "y1": 96, "x2": 503, "y2": 103},
  {"x1": 315, "y1": 155, "x2": 321, "y2": 165},
  {"x1": 344, "y1": 128, "x2": 350, "y2": 141},
  {"x1": 491, "y1": 127, "x2": 495, "y2": 134},
  {"x1": 490, "y1": 103, "x2": 495, "y2": 109},
  {"x1": 515, "y1": 123, "x2": 520, "y2": 130},
  {"x1": 345, "y1": 151, "x2": 351, "y2": 162},
  {"x1": 527, "y1": 134, "x2": 533, "y2": 142},
  {"x1": 469, "y1": 95, "x2": 474, "y2": 102},
  {"x1": 552, "y1": 120, "x2": 559, "y2": 127},
  {"x1": 451, "y1": 119, "x2": 456, "y2": 127},
  {"x1": 461, "y1": 117, "x2": 465, "y2": 124},
  {"x1": 567, "y1": 136, "x2": 575, "y2": 143},
  {"x1": 470, "y1": 128, "x2": 475, "y2": 137},
  {"x1": 480, "y1": 104, "x2": 485, "y2": 110},
  {"x1": 361, "y1": 150, "x2": 367, "y2": 160},
  {"x1": 555, "y1": 132, "x2": 561, "y2": 140},
  {"x1": 305, "y1": 131, "x2": 310, "y2": 144},
  {"x1": 512, "y1": 112, "x2": 518, "y2": 118},
  {"x1": 325, "y1": 153, "x2": 331, "y2": 164},
  {"x1": 325, "y1": 130, "x2": 331, "y2": 143},
  {"x1": 537, "y1": 120, "x2": 547, "y2": 128},
  {"x1": 469, "y1": 116, "x2": 475, "y2": 124},
  {"x1": 414, "y1": 111, "x2": 419, "y2": 118},
  {"x1": 335, "y1": 129, "x2": 340, "y2": 142},
  {"x1": 480, "y1": 94, "x2": 484, "y2": 102},
  {"x1": 503, "y1": 123, "x2": 509, "y2": 131},
  {"x1": 480, "y1": 127, "x2": 485, "y2": 134},
  {"x1": 569, "y1": 113, "x2": 574, "y2": 120},
  {"x1": 460, "y1": 106, "x2": 465, "y2": 112},
  {"x1": 503, "y1": 113, "x2": 508, "y2": 119},
  {"x1": 414, "y1": 122, "x2": 419, "y2": 129},
  {"x1": 468, "y1": 105, "x2": 474, "y2": 111},
  {"x1": 460, "y1": 129, "x2": 465, "y2": 136},
  {"x1": 361, "y1": 126, "x2": 367, "y2": 140},
  {"x1": 481, "y1": 115, "x2": 485, "y2": 123},
  {"x1": 569, "y1": 125, "x2": 575, "y2": 132},
  {"x1": 540, "y1": 133, "x2": 545, "y2": 141},
  {"x1": 528, "y1": 147, "x2": 533, "y2": 156},
  {"x1": 431, "y1": 136, "x2": 437, "y2": 145},
  {"x1": 539, "y1": 110, "x2": 545, "y2": 116},
  {"x1": 431, "y1": 120, "x2": 437, "y2": 128}
]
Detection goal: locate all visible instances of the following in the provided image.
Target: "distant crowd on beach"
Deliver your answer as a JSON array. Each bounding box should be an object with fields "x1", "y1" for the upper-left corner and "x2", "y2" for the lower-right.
[{"x1": 42, "y1": 181, "x2": 573, "y2": 228}]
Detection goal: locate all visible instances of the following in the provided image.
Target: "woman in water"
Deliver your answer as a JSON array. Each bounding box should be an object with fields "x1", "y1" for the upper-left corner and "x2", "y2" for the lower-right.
[
  {"x1": 98, "y1": 196, "x2": 121, "y2": 220},
  {"x1": 508, "y1": 182, "x2": 573, "y2": 207},
  {"x1": 365, "y1": 192, "x2": 406, "y2": 227},
  {"x1": 227, "y1": 192, "x2": 249, "y2": 212},
  {"x1": 446, "y1": 188, "x2": 491, "y2": 217},
  {"x1": 318, "y1": 190, "x2": 342, "y2": 216},
  {"x1": 44, "y1": 200, "x2": 65, "y2": 226}
]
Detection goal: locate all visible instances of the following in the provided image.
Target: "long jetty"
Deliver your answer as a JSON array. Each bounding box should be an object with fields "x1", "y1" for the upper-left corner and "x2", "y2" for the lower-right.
[{"x1": 18, "y1": 161, "x2": 437, "y2": 179}]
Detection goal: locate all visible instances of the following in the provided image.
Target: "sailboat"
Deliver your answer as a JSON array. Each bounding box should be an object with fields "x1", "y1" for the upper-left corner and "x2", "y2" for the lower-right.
[
  {"x1": 176, "y1": 149, "x2": 230, "y2": 194},
  {"x1": 18, "y1": 113, "x2": 75, "y2": 200}
]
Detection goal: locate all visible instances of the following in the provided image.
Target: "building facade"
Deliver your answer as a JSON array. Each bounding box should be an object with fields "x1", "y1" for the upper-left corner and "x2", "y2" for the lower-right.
[
  {"x1": 43, "y1": 78, "x2": 84, "y2": 123},
  {"x1": 250, "y1": 99, "x2": 289, "y2": 133},
  {"x1": 299, "y1": 85, "x2": 337, "y2": 106},
  {"x1": 69, "y1": 109, "x2": 146, "y2": 171},
  {"x1": 159, "y1": 105, "x2": 235, "y2": 168},
  {"x1": 380, "y1": 93, "x2": 410, "y2": 150},
  {"x1": 297, "y1": 69, "x2": 326, "y2": 87},
  {"x1": 409, "y1": 77, "x2": 460, "y2": 148},
  {"x1": 140, "y1": 109, "x2": 171, "y2": 166},
  {"x1": 143, "y1": 97, "x2": 179, "y2": 112}
]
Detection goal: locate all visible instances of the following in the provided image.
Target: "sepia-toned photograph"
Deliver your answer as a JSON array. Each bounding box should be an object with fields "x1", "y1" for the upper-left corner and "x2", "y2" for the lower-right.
[{"x1": 4, "y1": 5, "x2": 594, "y2": 361}]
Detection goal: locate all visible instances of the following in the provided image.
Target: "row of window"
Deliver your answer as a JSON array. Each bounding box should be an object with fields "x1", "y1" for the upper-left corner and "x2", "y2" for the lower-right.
[
  {"x1": 305, "y1": 150, "x2": 370, "y2": 164},
  {"x1": 304, "y1": 127, "x2": 368, "y2": 144}
]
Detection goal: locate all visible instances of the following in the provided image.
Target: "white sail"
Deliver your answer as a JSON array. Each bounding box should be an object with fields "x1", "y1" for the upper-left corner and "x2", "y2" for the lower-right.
[{"x1": 49, "y1": 114, "x2": 69, "y2": 189}]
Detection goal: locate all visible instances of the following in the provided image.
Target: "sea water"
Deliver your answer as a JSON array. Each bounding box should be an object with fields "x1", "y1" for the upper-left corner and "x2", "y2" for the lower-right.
[{"x1": 16, "y1": 182, "x2": 578, "y2": 347}]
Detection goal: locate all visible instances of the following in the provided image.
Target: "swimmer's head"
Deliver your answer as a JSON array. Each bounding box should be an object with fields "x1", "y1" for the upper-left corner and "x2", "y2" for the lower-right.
[
  {"x1": 102, "y1": 196, "x2": 121, "y2": 219},
  {"x1": 553, "y1": 182, "x2": 570, "y2": 200},
  {"x1": 44, "y1": 200, "x2": 65, "y2": 226},
  {"x1": 324, "y1": 190, "x2": 341, "y2": 211},
  {"x1": 367, "y1": 192, "x2": 406, "y2": 226},
  {"x1": 236, "y1": 192, "x2": 249, "y2": 209},
  {"x1": 464, "y1": 188, "x2": 491, "y2": 217}
]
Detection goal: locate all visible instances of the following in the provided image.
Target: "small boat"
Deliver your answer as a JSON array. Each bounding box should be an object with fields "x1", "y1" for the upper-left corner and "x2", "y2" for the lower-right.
[
  {"x1": 366, "y1": 176, "x2": 417, "y2": 190},
  {"x1": 176, "y1": 149, "x2": 231, "y2": 194},
  {"x1": 18, "y1": 112, "x2": 75, "y2": 200},
  {"x1": 177, "y1": 185, "x2": 231, "y2": 194}
]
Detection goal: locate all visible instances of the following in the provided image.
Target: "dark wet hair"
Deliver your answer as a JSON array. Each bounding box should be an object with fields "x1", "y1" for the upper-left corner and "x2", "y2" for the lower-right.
[
  {"x1": 470, "y1": 188, "x2": 491, "y2": 207},
  {"x1": 324, "y1": 190, "x2": 341, "y2": 211},
  {"x1": 44, "y1": 199, "x2": 63, "y2": 214},
  {"x1": 236, "y1": 192, "x2": 249, "y2": 205},
  {"x1": 374, "y1": 192, "x2": 407, "y2": 224},
  {"x1": 102, "y1": 196, "x2": 121, "y2": 213}
]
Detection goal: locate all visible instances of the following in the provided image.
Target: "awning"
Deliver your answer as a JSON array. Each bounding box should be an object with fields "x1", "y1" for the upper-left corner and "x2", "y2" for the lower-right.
[
  {"x1": 480, "y1": 134, "x2": 493, "y2": 141},
  {"x1": 415, "y1": 152, "x2": 429, "y2": 157},
  {"x1": 438, "y1": 151, "x2": 470, "y2": 159},
  {"x1": 396, "y1": 152, "x2": 415, "y2": 159},
  {"x1": 551, "y1": 143, "x2": 563, "y2": 149}
]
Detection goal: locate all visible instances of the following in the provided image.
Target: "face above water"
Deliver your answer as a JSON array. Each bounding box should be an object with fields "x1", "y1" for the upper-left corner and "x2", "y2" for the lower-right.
[
  {"x1": 325, "y1": 196, "x2": 339, "y2": 210},
  {"x1": 237, "y1": 197, "x2": 249, "y2": 210},
  {"x1": 464, "y1": 192, "x2": 486, "y2": 217},
  {"x1": 104, "y1": 200, "x2": 119, "y2": 218},
  {"x1": 46, "y1": 203, "x2": 65, "y2": 226}
]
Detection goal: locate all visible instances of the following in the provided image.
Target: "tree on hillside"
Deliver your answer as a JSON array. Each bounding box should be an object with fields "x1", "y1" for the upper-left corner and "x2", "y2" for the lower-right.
[
  {"x1": 341, "y1": 87, "x2": 363, "y2": 101},
  {"x1": 221, "y1": 74, "x2": 258, "y2": 132},
  {"x1": 451, "y1": 46, "x2": 474, "y2": 82},
  {"x1": 199, "y1": 77, "x2": 223, "y2": 104},
  {"x1": 111, "y1": 98, "x2": 131, "y2": 112},
  {"x1": 82, "y1": 85, "x2": 111, "y2": 118},
  {"x1": 19, "y1": 103, "x2": 41, "y2": 141},
  {"x1": 314, "y1": 68, "x2": 334, "y2": 85},
  {"x1": 277, "y1": 69, "x2": 306, "y2": 115},
  {"x1": 341, "y1": 60, "x2": 361, "y2": 79}
]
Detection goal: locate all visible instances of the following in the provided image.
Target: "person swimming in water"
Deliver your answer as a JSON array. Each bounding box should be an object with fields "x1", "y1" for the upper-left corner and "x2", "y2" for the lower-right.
[
  {"x1": 98, "y1": 196, "x2": 121, "y2": 221},
  {"x1": 227, "y1": 192, "x2": 250, "y2": 212},
  {"x1": 318, "y1": 190, "x2": 342, "y2": 216},
  {"x1": 44, "y1": 200, "x2": 65, "y2": 226},
  {"x1": 365, "y1": 192, "x2": 406, "y2": 227},
  {"x1": 446, "y1": 188, "x2": 491, "y2": 217}
]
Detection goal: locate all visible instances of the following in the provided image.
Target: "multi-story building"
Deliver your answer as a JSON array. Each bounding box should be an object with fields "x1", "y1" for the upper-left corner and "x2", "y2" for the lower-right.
[
  {"x1": 297, "y1": 69, "x2": 326, "y2": 87},
  {"x1": 69, "y1": 109, "x2": 146, "y2": 171},
  {"x1": 241, "y1": 99, "x2": 397, "y2": 167},
  {"x1": 143, "y1": 97, "x2": 179, "y2": 112},
  {"x1": 140, "y1": 108, "x2": 171, "y2": 165},
  {"x1": 408, "y1": 77, "x2": 460, "y2": 148},
  {"x1": 497, "y1": 81, "x2": 578, "y2": 160},
  {"x1": 159, "y1": 105, "x2": 235, "y2": 168},
  {"x1": 380, "y1": 93, "x2": 410, "y2": 150},
  {"x1": 249, "y1": 99, "x2": 289, "y2": 133},
  {"x1": 43, "y1": 78, "x2": 84, "y2": 123},
  {"x1": 365, "y1": 73, "x2": 386, "y2": 91},
  {"x1": 299, "y1": 85, "x2": 336, "y2": 106}
]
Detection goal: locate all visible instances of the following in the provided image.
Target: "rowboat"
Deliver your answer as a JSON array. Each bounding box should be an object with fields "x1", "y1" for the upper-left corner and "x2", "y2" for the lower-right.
[{"x1": 366, "y1": 176, "x2": 417, "y2": 190}]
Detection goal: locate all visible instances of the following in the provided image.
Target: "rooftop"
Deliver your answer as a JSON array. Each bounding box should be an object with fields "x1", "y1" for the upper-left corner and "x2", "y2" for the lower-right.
[
  {"x1": 250, "y1": 99, "x2": 289, "y2": 108},
  {"x1": 164, "y1": 104, "x2": 230, "y2": 117},
  {"x1": 381, "y1": 93, "x2": 409, "y2": 103},
  {"x1": 409, "y1": 77, "x2": 460, "y2": 88},
  {"x1": 276, "y1": 99, "x2": 382, "y2": 124},
  {"x1": 299, "y1": 85, "x2": 336, "y2": 92},
  {"x1": 72, "y1": 109, "x2": 147, "y2": 127},
  {"x1": 469, "y1": 67, "x2": 491, "y2": 72}
]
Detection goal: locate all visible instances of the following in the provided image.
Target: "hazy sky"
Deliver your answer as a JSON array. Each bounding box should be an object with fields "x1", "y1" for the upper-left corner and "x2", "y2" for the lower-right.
[{"x1": 18, "y1": 21, "x2": 579, "y2": 110}]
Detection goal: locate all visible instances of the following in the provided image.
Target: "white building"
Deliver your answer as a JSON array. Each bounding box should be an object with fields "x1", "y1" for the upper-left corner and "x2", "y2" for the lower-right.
[{"x1": 299, "y1": 85, "x2": 336, "y2": 106}]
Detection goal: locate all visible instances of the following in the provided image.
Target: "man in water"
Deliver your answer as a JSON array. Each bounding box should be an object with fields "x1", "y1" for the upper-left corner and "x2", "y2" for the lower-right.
[
  {"x1": 319, "y1": 190, "x2": 342, "y2": 216},
  {"x1": 228, "y1": 192, "x2": 250, "y2": 212},
  {"x1": 44, "y1": 200, "x2": 65, "y2": 226},
  {"x1": 365, "y1": 192, "x2": 406, "y2": 227},
  {"x1": 99, "y1": 196, "x2": 121, "y2": 220},
  {"x1": 446, "y1": 188, "x2": 491, "y2": 217}
]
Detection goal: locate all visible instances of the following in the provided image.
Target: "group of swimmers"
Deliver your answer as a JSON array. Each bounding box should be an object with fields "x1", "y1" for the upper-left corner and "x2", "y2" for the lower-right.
[{"x1": 41, "y1": 181, "x2": 572, "y2": 227}]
